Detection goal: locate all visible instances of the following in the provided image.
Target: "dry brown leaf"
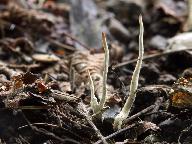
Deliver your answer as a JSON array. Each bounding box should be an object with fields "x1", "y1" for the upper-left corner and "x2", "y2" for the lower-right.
[{"x1": 32, "y1": 54, "x2": 60, "y2": 63}]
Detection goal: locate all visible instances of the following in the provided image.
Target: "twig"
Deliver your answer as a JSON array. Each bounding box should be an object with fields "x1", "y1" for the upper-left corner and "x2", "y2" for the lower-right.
[
  {"x1": 18, "y1": 122, "x2": 83, "y2": 141},
  {"x1": 19, "y1": 135, "x2": 30, "y2": 144},
  {"x1": 94, "y1": 123, "x2": 137, "y2": 144},
  {"x1": 0, "y1": 40, "x2": 32, "y2": 63},
  {"x1": 19, "y1": 110, "x2": 80, "y2": 144},
  {"x1": 123, "y1": 104, "x2": 155, "y2": 125},
  {"x1": 79, "y1": 102, "x2": 108, "y2": 144},
  {"x1": 46, "y1": 37, "x2": 76, "y2": 51},
  {"x1": 62, "y1": 32, "x2": 90, "y2": 50},
  {"x1": 178, "y1": 123, "x2": 192, "y2": 144},
  {"x1": 56, "y1": 108, "x2": 92, "y2": 131},
  {"x1": 146, "y1": 97, "x2": 163, "y2": 121},
  {"x1": 51, "y1": 89, "x2": 77, "y2": 101},
  {"x1": 8, "y1": 64, "x2": 40, "y2": 70},
  {"x1": 69, "y1": 64, "x2": 76, "y2": 92},
  {"x1": 115, "y1": 47, "x2": 192, "y2": 68},
  {"x1": 18, "y1": 123, "x2": 60, "y2": 130},
  {"x1": 0, "y1": 66, "x2": 18, "y2": 79}
]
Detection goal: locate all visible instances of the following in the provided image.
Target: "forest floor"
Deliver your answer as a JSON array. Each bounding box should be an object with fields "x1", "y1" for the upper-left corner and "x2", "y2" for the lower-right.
[{"x1": 0, "y1": 0, "x2": 192, "y2": 144}]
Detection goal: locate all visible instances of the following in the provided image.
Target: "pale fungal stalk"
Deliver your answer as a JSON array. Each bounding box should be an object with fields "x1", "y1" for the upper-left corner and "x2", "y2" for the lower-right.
[
  {"x1": 113, "y1": 15, "x2": 144, "y2": 130},
  {"x1": 88, "y1": 70, "x2": 100, "y2": 113},
  {"x1": 100, "y1": 32, "x2": 109, "y2": 110},
  {"x1": 185, "y1": 0, "x2": 192, "y2": 31},
  {"x1": 88, "y1": 32, "x2": 109, "y2": 114}
]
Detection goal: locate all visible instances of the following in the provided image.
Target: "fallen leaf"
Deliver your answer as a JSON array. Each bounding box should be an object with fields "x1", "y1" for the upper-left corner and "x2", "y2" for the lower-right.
[
  {"x1": 32, "y1": 53, "x2": 60, "y2": 62},
  {"x1": 170, "y1": 76, "x2": 192, "y2": 108}
]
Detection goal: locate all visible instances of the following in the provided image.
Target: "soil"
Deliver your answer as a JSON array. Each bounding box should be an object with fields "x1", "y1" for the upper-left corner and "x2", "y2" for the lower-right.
[{"x1": 0, "y1": 0, "x2": 191, "y2": 144}]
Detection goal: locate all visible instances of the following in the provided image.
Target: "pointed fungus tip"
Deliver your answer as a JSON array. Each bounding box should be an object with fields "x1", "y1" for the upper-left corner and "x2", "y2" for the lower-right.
[
  {"x1": 102, "y1": 32, "x2": 106, "y2": 38},
  {"x1": 139, "y1": 15, "x2": 143, "y2": 24}
]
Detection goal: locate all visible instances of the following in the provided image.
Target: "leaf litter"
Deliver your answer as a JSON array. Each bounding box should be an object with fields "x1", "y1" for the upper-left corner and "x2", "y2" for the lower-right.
[{"x1": 0, "y1": 0, "x2": 191, "y2": 144}]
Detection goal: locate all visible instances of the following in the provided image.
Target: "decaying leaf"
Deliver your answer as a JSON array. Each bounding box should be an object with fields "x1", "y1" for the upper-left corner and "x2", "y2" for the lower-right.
[
  {"x1": 71, "y1": 50, "x2": 104, "y2": 82},
  {"x1": 51, "y1": 89, "x2": 77, "y2": 102},
  {"x1": 7, "y1": 2, "x2": 56, "y2": 33},
  {"x1": 156, "y1": 0, "x2": 187, "y2": 22},
  {"x1": 71, "y1": 49, "x2": 120, "y2": 106},
  {"x1": 12, "y1": 74, "x2": 23, "y2": 89},
  {"x1": 11, "y1": 72, "x2": 39, "y2": 90},
  {"x1": 168, "y1": 32, "x2": 192, "y2": 50},
  {"x1": 170, "y1": 76, "x2": 192, "y2": 108},
  {"x1": 36, "y1": 80, "x2": 48, "y2": 93},
  {"x1": 142, "y1": 121, "x2": 160, "y2": 131},
  {"x1": 32, "y1": 53, "x2": 60, "y2": 62},
  {"x1": 21, "y1": 72, "x2": 39, "y2": 85}
]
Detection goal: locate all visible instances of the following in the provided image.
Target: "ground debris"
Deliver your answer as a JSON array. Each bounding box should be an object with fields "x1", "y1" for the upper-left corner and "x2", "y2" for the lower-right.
[{"x1": 0, "y1": 0, "x2": 191, "y2": 143}]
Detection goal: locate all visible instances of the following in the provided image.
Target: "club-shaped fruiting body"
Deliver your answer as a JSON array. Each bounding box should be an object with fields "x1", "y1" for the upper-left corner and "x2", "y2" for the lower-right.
[
  {"x1": 88, "y1": 32, "x2": 109, "y2": 114},
  {"x1": 113, "y1": 15, "x2": 144, "y2": 130}
]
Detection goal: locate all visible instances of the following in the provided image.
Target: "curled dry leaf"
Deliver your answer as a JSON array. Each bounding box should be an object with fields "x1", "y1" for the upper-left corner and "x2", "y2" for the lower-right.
[
  {"x1": 0, "y1": 66, "x2": 20, "y2": 79},
  {"x1": 168, "y1": 32, "x2": 192, "y2": 50},
  {"x1": 7, "y1": 2, "x2": 56, "y2": 33},
  {"x1": 71, "y1": 50, "x2": 106, "y2": 103},
  {"x1": 21, "y1": 72, "x2": 39, "y2": 85},
  {"x1": 169, "y1": 76, "x2": 192, "y2": 108},
  {"x1": 51, "y1": 89, "x2": 77, "y2": 102},
  {"x1": 156, "y1": 0, "x2": 187, "y2": 22},
  {"x1": 110, "y1": 42, "x2": 124, "y2": 62},
  {"x1": 71, "y1": 49, "x2": 119, "y2": 106},
  {"x1": 142, "y1": 121, "x2": 160, "y2": 131},
  {"x1": 43, "y1": 1, "x2": 71, "y2": 17},
  {"x1": 0, "y1": 37, "x2": 34, "y2": 54},
  {"x1": 11, "y1": 72, "x2": 39, "y2": 90},
  {"x1": 32, "y1": 53, "x2": 60, "y2": 63},
  {"x1": 36, "y1": 80, "x2": 48, "y2": 93},
  {"x1": 107, "y1": 18, "x2": 131, "y2": 42},
  {"x1": 71, "y1": 50, "x2": 104, "y2": 82}
]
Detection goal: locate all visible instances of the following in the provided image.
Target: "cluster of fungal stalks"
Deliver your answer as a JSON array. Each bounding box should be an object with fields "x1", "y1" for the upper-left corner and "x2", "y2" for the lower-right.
[
  {"x1": 88, "y1": 32, "x2": 109, "y2": 114},
  {"x1": 71, "y1": 16, "x2": 144, "y2": 130},
  {"x1": 71, "y1": 32, "x2": 109, "y2": 114}
]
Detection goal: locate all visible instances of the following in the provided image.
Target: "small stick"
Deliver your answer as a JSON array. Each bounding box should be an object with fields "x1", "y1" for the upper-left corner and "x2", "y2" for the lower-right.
[
  {"x1": 115, "y1": 47, "x2": 192, "y2": 68},
  {"x1": 69, "y1": 65, "x2": 76, "y2": 92},
  {"x1": 146, "y1": 97, "x2": 163, "y2": 121},
  {"x1": 19, "y1": 110, "x2": 80, "y2": 144},
  {"x1": 94, "y1": 123, "x2": 137, "y2": 144},
  {"x1": 18, "y1": 122, "x2": 83, "y2": 141},
  {"x1": 123, "y1": 104, "x2": 155, "y2": 125},
  {"x1": 79, "y1": 102, "x2": 108, "y2": 144},
  {"x1": 46, "y1": 37, "x2": 76, "y2": 51},
  {"x1": 62, "y1": 32, "x2": 90, "y2": 50},
  {"x1": 178, "y1": 123, "x2": 192, "y2": 144}
]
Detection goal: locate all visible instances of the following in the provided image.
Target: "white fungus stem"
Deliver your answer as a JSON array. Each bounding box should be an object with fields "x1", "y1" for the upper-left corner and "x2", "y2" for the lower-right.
[
  {"x1": 99, "y1": 32, "x2": 109, "y2": 109},
  {"x1": 88, "y1": 70, "x2": 99, "y2": 113},
  {"x1": 88, "y1": 32, "x2": 109, "y2": 114},
  {"x1": 185, "y1": 0, "x2": 192, "y2": 31},
  {"x1": 113, "y1": 15, "x2": 144, "y2": 130}
]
